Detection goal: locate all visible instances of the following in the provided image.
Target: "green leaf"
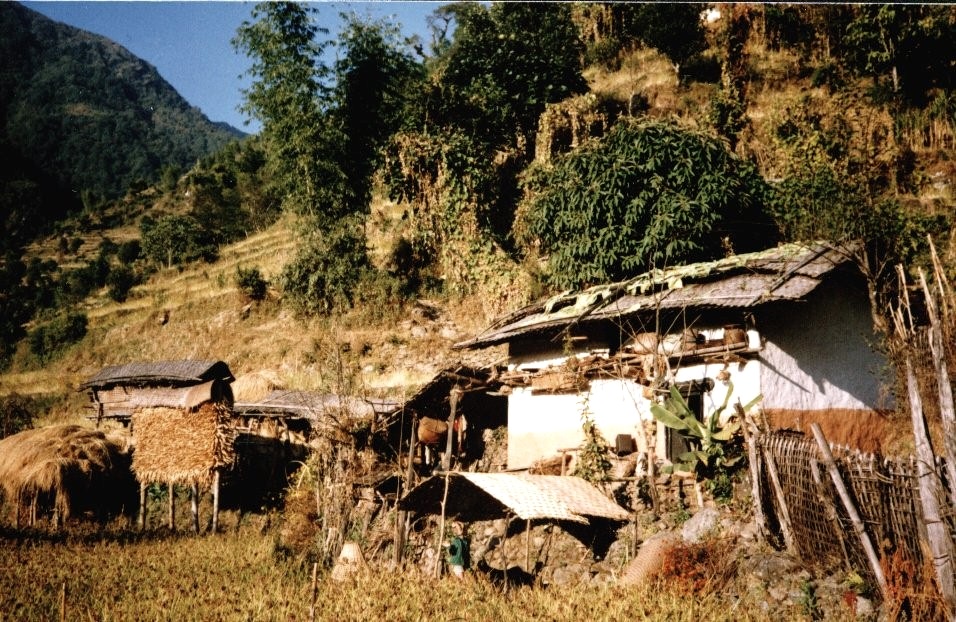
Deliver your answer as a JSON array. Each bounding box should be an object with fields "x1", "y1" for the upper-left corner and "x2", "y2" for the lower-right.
[{"x1": 651, "y1": 404, "x2": 689, "y2": 431}]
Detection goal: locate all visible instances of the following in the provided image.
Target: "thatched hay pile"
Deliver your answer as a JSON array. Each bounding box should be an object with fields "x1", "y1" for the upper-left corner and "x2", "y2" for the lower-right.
[
  {"x1": 231, "y1": 370, "x2": 283, "y2": 403},
  {"x1": 132, "y1": 403, "x2": 235, "y2": 486},
  {"x1": 0, "y1": 424, "x2": 131, "y2": 521}
]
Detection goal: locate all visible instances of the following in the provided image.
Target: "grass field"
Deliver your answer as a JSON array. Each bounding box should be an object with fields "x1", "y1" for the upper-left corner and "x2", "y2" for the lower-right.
[{"x1": 0, "y1": 520, "x2": 823, "y2": 622}]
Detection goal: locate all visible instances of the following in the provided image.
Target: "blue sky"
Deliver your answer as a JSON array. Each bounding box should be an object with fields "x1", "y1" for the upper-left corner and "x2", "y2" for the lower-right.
[{"x1": 24, "y1": 2, "x2": 443, "y2": 134}]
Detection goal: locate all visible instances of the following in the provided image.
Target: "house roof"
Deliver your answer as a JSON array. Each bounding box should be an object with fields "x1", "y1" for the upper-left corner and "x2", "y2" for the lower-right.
[
  {"x1": 234, "y1": 390, "x2": 399, "y2": 421},
  {"x1": 80, "y1": 360, "x2": 234, "y2": 390},
  {"x1": 397, "y1": 472, "x2": 630, "y2": 523},
  {"x1": 455, "y1": 242, "x2": 856, "y2": 350}
]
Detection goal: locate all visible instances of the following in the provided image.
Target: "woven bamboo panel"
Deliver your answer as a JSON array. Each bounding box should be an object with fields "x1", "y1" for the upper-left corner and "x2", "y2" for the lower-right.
[{"x1": 759, "y1": 431, "x2": 949, "y2": 586}]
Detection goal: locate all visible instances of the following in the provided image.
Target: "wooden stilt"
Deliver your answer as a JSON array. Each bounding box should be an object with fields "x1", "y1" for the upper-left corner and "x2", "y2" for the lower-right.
[
  {"x1": 211, "y1": 470, "x2": 220, "y2": 533},
  {"x1": 761, "y1": 447, "x2": 796, "y2": 556},
  {"x1": 168, "y1": 482, "x2": 175, "y2": 531},
  {"x1": 525, "y1": 519, "x2": 531, "y2": 572},
  {"x1": 190, "y1": 483, "x2": 200, "y2": 534},
  {"x1": 138, "y1": 482, "x2": 147, "y2": 530}
]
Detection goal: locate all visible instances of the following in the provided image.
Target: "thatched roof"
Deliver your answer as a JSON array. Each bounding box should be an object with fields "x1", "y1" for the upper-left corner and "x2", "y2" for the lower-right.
[
  {"x1": 131, "y1": 403, "x2": 235, "y2": 485},
  {"x1": 0, "y1": 425, "x2": 129, "y2": 519},
  {"x1": 398, "y1": 473, "x2": 630, "y2": 524},
  {"x1": 80, "y1": 360, "x2": 234, "y2": 390},
  {"x1": 456, "y1": 242, "x2": 857, "y2": 349}
]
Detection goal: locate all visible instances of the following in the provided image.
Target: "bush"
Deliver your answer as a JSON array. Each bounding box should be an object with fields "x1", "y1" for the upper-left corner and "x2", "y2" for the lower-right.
[
  {"x1": 235, "y1": 266, "x2": 267, "y2": 301},
  {"x1": 117, "y1": 239, "x2": 142, "y2": 264},
  {"x1": 107, "y1": 265, "x2": 137, "y2": 302},
  {"x1": 280, "y1": 221, "x2": 370, "y2": 316},
  {"x1": 0, "y1": 393, "x2": 36, "y2": 438},
  {"x1": 29, "y1": 312, "x2": 88, "y2": 362}
]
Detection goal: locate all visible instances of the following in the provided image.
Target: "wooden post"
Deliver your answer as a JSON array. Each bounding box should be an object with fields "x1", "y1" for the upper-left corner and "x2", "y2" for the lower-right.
[
  {"x1": 436, "y1": 471, "x2": 452, "y2": 578},
  {"x1": 920, "y1": 269, "x2": 956, "y2": 509},
  {"x1": 442, "y1": 388, "x2": 461, "y2": 471},
  {"x1": 737, "y1": 403, "x2": 768, "y2": 541},
  {"x1": 138, "y1": 482, "x2": 147, "y2": 530},
  {"x1": 525, "y1": 519, "x2": 531, "y2": 571},
  {"x1": 811, "y1": 423, "x2": 888, "y2": 600},
  {"x1": 211, "y1": 470, "x2": 221, "y2": 533},
  {"x1": 190, "y1": 483, "x2": 200, "y2": 534},
  {"x1": 395, "y1": 413, "x2": 418, "y2": 565},
  {"x1": 308, "y1": 561, "x2": 319, "y2": 622},
  {"x1": 59, "y1": 581, "x2": 66, "y2": 622},
  {"x1": 902, "y1": 360, "x2": 956, "y2": 612},
  {"x1": 168, "y1": 482, "x2": 176, "y2": 531},
  {"x1": 761, "y1": 446, "x2": 797, "y2": 556}
]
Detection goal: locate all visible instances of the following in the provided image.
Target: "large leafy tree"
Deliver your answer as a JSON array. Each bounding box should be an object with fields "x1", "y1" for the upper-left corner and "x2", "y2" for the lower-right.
[
  {"x1": 516, "y1": 119, "x2": 777, "y2": 289},
  {"x1": 333, "y1": 14, "x2": 423, "y2": 209},
  {"x1": 843, "y1": 5, "x2": 956, "y2": 105},
  {"x1": 232, "y1": 3, "x2": 347, "y2": 221},
  {"x1": 619, "y1": 3, "x2": 707, "y2": 77},
  {"x1": 432, "y1": 2, "x2": 587, "y2": 156}
]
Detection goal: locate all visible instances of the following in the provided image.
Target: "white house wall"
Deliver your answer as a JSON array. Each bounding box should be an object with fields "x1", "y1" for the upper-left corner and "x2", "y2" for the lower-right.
[{"x1": 756, "y1": 279, "x2": 889, "y2": 413}]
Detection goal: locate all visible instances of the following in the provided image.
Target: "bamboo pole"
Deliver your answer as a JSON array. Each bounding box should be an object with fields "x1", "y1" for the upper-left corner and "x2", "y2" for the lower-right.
[
  {"x1": 761, "y1": 447, "x2": 797, "y2": 555},
  {"x1": 395, "y1": 413, "x2": 418, "y2": 565},
  {"x1": 525, "y1": 519, "x2": 531, "y2": 571},
  {"x1": 59, "y1": 582, "x2": 66, "y2": 622},
  {"x1": 810, "y1": 423, "x2": 888, "y2": 599},
  {"x1": 919, "y1": 269, "x2": 956, "y2": 509},
  {"x1": 903, "y1": 359, "x2": 956, "y2": 613}
]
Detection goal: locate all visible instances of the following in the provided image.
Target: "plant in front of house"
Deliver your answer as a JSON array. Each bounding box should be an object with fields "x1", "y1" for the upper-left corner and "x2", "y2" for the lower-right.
[{"x1": 651, "y1": 384, "x2": 756, "y2": 491}]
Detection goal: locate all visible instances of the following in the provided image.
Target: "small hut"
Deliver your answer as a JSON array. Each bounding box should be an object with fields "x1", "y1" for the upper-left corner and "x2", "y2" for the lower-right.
[
  {"x1": 80, "y1": 360, "x2": 236, "y2": 532},
  {"x1": 0, "y1": 424, "x2": 134, "y2": 528}
]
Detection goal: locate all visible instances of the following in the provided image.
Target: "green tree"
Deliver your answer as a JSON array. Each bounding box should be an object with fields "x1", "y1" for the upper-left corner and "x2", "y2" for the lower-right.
[
  {"x1": 843, "y1": 5, "x2": 956, "y2": 105},
  {"x1": 333, "y1": 14, "x2": 424, "y2": 209},
  {"x1": 233, "y1": 2, "x2": 347, "y2": 221},
  {"x1": 141, "y1": 214, "x2": 216, "y2": 268},
  {"x1": 619, "y1": 3, "x2": 707, "y2": 77},
  {"x1": 516, "y1": 119, "x2": 777, "y2": 290}
]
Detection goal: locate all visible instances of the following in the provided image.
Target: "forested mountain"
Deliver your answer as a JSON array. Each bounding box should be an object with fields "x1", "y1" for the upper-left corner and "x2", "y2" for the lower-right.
[{"x1": 0, "y1": 2, "x2": 243, "y2": 245}]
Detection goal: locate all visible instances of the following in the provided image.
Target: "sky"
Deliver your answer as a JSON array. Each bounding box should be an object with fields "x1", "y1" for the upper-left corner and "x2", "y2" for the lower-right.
[{"x1": 23, "y1": 1, "x2": 444, "y2": 134}]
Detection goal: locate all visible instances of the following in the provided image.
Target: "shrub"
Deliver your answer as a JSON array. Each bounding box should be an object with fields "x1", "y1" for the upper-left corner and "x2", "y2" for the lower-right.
[
  {"x1": 106, "y1": 265, "x2": 137, "y2": 302},
  {"x1": 0, "y1": 393, "x2": 36, "y2": 438},
  {"x1": 117, "y1": 239, "x2": 142, "y2": 264},
  {"x1": 141, "y1": 214, "x2": 217, "y2": 268},
  {"x1": 235, "y1": 266, "x2": 267, "y2": 302},
  {"x1": 29, "y1": 312, "x2": 88, "y2": 362}
]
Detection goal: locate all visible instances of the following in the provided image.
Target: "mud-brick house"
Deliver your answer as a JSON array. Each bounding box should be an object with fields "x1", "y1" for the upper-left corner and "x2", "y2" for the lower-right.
[{"x1": 454, "y1": 242, "x2": 892, "y2": 470}]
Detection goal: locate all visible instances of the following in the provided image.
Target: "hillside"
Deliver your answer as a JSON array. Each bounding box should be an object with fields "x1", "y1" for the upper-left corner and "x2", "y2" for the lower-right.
[{"x1": 0, "y1": 2, "x2": 243, "y2": 245}]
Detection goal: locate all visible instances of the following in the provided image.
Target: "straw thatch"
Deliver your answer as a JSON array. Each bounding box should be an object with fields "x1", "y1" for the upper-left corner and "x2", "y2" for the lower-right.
[
  {"x1": 231, "y1": 370, "x2": 284, "y2": 403},
  {"x1": 131, "y1": 403, "x2": 235, "y2": 486},
  {"x1": 0, "y1": 424, "x2": 131, "y2": 521}
]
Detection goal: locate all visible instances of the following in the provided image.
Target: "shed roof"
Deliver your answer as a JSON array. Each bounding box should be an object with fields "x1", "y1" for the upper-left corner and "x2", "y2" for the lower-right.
[
  {"x1": 398, "y1": 472, "x2": 630, "y2": 523},
  {"x1": 455, "y1": 242, "x2": 856, "y2": 349},
  {"x1": 234, "y1": 390, "x2": 399, "y2": 420},
  {"x1": 80, "y1": 360, "x2": 234, "y2": 390}
]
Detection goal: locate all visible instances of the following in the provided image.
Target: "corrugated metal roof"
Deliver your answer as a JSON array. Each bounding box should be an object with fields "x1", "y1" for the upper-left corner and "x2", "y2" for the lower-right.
[
  {"x1": 80, "y1": 360, "x2": 234, "y2": 390},
  {"x1": 397, "y1": 472, "x2": 630, "y2": 523},
  {"x1": 455, "y1": 242, "x2": 856, "y2": 349}
]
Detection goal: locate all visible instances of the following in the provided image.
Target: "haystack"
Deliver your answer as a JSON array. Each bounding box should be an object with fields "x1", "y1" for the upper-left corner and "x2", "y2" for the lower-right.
[
  {"x1": 231, "y1": 370, "x2": 284, "y2": 403},
  {"x1": 0, "y1": 424, "x2": 131, "y2": 522},
  {"x1": 131, "y1": 402, "x2": 235, "y2": 486}
]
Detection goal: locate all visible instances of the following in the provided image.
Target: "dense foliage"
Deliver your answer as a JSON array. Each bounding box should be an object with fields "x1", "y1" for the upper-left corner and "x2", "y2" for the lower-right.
[{"x1": 517, "y1": 119, "x2": 777, "y2": 289}]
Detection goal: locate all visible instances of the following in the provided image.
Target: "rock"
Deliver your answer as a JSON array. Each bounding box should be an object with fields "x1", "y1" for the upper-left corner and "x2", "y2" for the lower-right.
[
  {"x1": 855, "y1": 596, "x2": 875, "y2": 617},
  {"x1": 330, "y1": 541, "x2": 367, "y2": 582},
  {"x1": 681, "y1": 507, "x2": 720, "y2": 543},
  {"x1": 410, "y1": 325, "x2": 428, "y2": 338}
]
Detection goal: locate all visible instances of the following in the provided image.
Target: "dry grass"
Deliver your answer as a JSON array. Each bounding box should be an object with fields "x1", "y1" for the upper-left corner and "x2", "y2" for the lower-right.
[
  {"x1": 131, "y1": 403, "x2": 235, "y2": 486},
  {"x1": 0, "y1": 424, "x2": 129, "y2": 520},
  {"x1": 0, "y1": 523, "x2": 812, "y2": 622}
]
